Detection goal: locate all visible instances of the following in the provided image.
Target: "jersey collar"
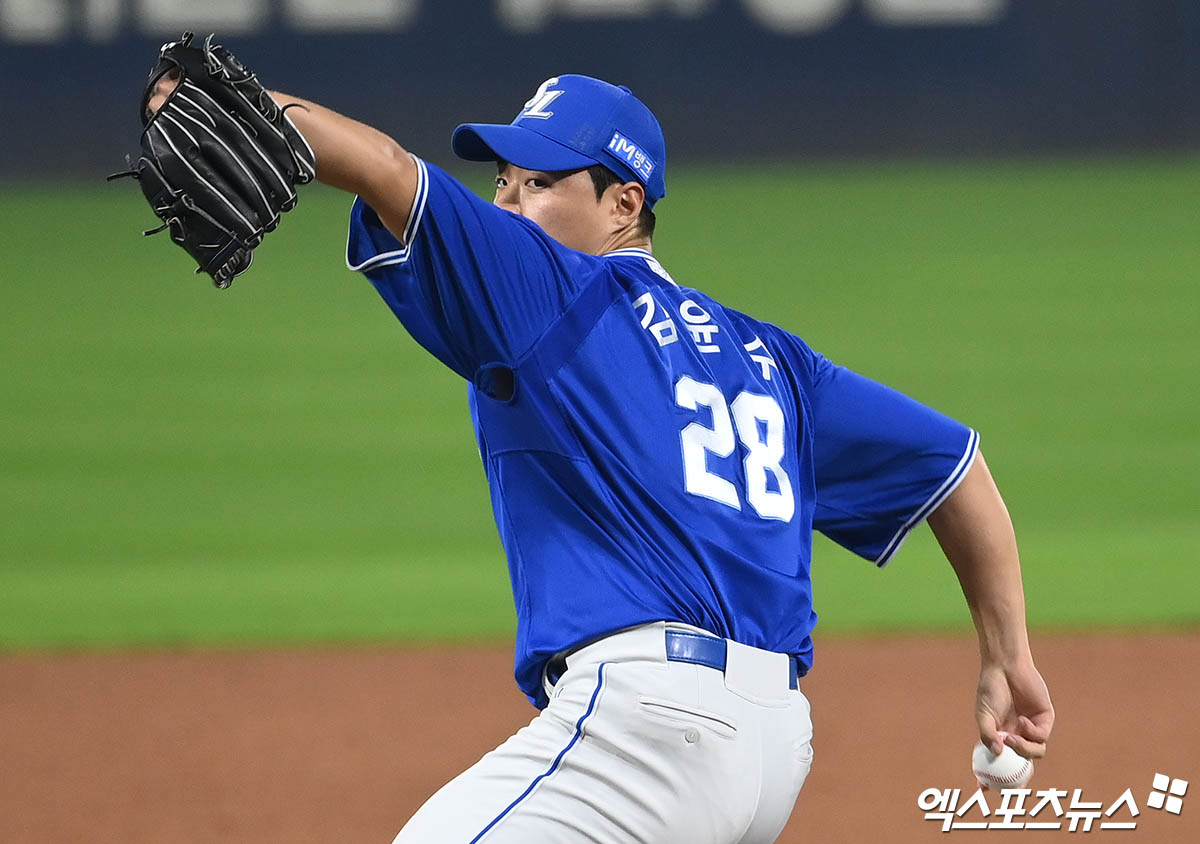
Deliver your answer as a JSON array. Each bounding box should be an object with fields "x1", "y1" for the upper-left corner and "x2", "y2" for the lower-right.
[
  {"x1": 602, "y1": 247, "x2": 677, "y2": 286},
  {"x1": 602, "y1": 247, "x2": 654, "y2": 259}
]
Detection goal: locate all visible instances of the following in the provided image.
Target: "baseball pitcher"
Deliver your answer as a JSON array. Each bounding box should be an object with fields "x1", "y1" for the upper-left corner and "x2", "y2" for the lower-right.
[{"x1": 120, "y1": 34, "x2": 1054, "y2": 843}]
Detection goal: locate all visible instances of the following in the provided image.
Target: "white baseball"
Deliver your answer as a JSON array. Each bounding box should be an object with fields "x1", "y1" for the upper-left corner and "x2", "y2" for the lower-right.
[{"x1": 972, "y1": 736, "x2": 1033, "y2": 790}]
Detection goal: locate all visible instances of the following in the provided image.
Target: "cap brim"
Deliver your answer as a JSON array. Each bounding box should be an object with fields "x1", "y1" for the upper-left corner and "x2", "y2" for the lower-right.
[{"x1": 452, "y1": 123, "x2": 599, "y2": 172}]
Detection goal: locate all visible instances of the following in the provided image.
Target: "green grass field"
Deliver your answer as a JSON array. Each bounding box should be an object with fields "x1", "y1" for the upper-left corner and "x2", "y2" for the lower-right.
[{"x1": 2, "y1": 156, "x2": 1197, "y2": 649}]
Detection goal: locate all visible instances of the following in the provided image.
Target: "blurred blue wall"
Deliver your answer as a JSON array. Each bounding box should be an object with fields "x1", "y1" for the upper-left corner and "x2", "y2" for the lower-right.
[{"x1": 1, "y1": 0, "x2": 1197, "y2": 179}]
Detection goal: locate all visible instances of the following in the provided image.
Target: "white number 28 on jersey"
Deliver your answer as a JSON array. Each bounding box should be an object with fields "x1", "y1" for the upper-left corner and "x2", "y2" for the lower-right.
[{"x1": 675, "y1": 376, "x2": 795, "y2": 522}]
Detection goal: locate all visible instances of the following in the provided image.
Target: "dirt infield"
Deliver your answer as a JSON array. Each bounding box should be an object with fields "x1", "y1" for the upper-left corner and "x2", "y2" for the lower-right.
[{"x1": 2, "y1": 632, "x2": 1196, "y2": 843}]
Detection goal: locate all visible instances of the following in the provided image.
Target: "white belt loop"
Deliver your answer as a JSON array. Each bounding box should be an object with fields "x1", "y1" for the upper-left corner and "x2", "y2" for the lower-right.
[{"x1": 723, "y1": 639, "x2": 793, "y2": 703}]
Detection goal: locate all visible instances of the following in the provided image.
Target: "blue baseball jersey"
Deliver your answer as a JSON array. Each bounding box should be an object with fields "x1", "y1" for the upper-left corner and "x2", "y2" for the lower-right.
[{"x1": 347, "y1": 158, "x2": 978, "y2": 708}]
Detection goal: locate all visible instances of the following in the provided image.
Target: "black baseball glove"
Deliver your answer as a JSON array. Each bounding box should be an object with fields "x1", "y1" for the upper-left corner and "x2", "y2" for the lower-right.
[{"x1": 109, "y1": 32, "x2": 316, "y2": 288}]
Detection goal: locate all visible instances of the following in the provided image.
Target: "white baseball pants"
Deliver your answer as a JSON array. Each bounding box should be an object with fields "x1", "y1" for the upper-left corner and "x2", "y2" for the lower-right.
[{"x1": 392, "y1": 622, "x2": 814, "y2": 844}]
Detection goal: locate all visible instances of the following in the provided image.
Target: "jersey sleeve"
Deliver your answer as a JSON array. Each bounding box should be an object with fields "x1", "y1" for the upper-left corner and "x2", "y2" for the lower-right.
[
  {"x1": 345, "y1": 156, "x2": 595, "y2": 380},
  {"x1": 807, "y1": 356, "x2": 978, "y2": 566}
]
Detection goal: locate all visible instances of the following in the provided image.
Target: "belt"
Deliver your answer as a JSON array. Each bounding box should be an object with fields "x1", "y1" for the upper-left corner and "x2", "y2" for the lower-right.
[
  {"x1": 546, "y1": 629, "x2": 800, "y2": 690},
  {"x1": 666, "y1": 630, "x2": 801, "y2": 691}
]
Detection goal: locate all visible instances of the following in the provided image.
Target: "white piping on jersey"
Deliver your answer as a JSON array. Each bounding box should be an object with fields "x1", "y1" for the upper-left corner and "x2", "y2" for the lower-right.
[
  {"x1": 345, "y1": 154, "x2": 430, "y2": 272},
  {"x1": 602, "y1": 248, "x2": 654, "y2": 258},
  {"x1": 604, "y1": 248, "x2": 678, "y2": 286},
  {"x1": 875, "y1": 428, "x2": 980, "y2": 568}
]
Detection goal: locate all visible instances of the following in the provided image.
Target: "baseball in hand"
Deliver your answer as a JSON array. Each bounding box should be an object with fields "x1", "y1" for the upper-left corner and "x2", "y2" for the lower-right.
[{"x1": 972, "y1": 734, "x2": 1033, "y2": 789}]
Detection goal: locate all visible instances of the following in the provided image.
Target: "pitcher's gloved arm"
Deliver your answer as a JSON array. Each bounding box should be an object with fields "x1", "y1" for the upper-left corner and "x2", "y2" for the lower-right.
[
  {"x1": 927, "y1": 452, "x2": 1055, "y2": 759},
  {"x1": 268, "y1": 91, "x2": 418, "y2": 243}
]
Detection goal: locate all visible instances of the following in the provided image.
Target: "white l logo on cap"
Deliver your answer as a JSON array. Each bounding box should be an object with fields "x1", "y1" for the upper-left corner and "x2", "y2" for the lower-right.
[{"x1": 522, "y1": 77, "x2": 564, "y2": 119}]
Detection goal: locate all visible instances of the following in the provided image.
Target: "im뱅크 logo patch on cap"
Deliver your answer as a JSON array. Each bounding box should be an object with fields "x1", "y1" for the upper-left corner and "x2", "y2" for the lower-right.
[{"x1": 607, "y1": 131, "x2": 656, "y2": 181}]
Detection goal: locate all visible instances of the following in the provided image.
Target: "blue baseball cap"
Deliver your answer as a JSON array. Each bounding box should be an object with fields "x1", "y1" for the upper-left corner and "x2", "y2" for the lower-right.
[{"x1": 452, "y1": 74, "x2": 667, "y2": 207}]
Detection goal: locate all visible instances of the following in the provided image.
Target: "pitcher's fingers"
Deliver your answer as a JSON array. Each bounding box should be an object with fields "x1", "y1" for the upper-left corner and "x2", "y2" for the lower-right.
[
  {"x1": 148, "y1": 69, "x2": 181, "y2": 115},
  {"x1": 978, "y1": 716, "x2": 1004, "y2": 756},
  {"x1": 1017, "y1": 714, "x2": 1053, "y2": 743},
  {"x1": 1004, "y1": 730, "x2": 1047, "y2": 760}
]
